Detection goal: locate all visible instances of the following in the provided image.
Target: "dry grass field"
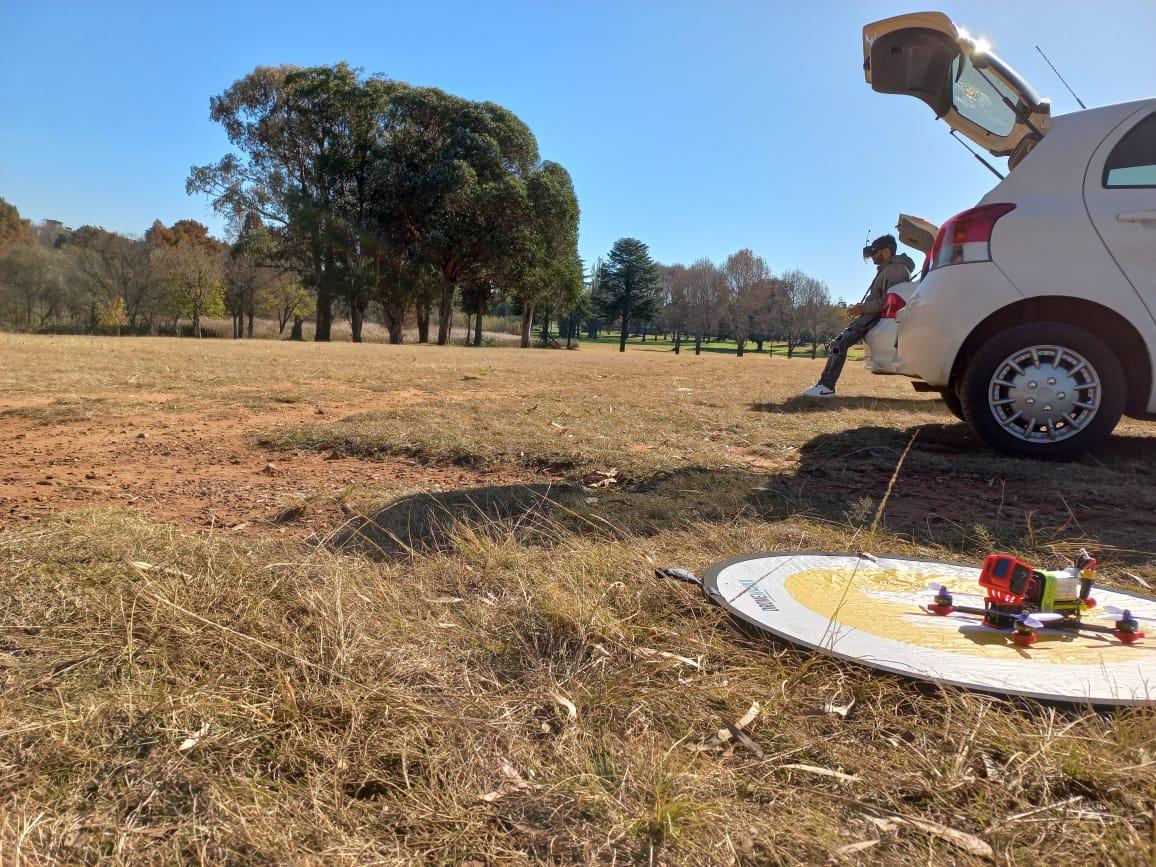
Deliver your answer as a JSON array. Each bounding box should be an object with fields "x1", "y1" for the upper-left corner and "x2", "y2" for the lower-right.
[{"x1": 1, "y1": 333, "x2": 1155, "y2": 865}]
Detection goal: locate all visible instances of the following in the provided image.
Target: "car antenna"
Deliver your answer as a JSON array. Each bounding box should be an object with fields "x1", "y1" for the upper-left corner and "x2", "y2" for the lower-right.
[
  {"x1": 949, "y1": 130, "x2": 1005, "y2": 180},
  {"x1": 1035, "y1": 45, "x2": 1087, "y2": 109}
]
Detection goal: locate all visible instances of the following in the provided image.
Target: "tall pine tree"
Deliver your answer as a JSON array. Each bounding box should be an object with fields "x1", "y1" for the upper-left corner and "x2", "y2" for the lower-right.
[{"x1": 593, "y1": 237, "x2": 660, "y2": 352}]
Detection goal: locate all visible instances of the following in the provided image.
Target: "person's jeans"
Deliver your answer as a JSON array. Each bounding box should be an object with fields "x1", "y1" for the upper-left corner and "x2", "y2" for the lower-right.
[{"x1": 818, "y1": 314, "x2": 879, "y2": 390}]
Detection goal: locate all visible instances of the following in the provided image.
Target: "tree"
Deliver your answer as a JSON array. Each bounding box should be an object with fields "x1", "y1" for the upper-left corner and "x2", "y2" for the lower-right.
[
  {"x1": 152, "y1": 243, "x2": 225, "y2": 337},
  {"x1": 189, "y1": 64, "x2": 367, "y2": 342},
  {"x1": 506, "y1": 162, "x2": 582, "y2": 348},
  {"x1": 799, "y1": 277, "x2": 835, "y2": 358},
  {"x1": 374, "y1": 86, "x2": 548, "y2": 345},
  {"x1": 0, "y1": 245, "x2": 67, "y2": 330},
  {"x1": 778, "y1": 269, "x2": 813, "y2": 358},
  {"x1": 0, "y1": 197, "x2": 30, "y2": 254},
  {"x1": 263, "y1": 277, "x2": 314, "y2": 337},
  {"x1": 657, "y1": 263, "x2": 691, "y2": 354},
  {"x1": 377, "y1": 256, "x2": 438, "y2": 344},
  {"x1": 191, "y1": 65, "x2": 580, "y2": 349},
  {"x1": 593, "y1": 238, "x2": 661, "y2": 352},
  {"x1": 146, "y1": 219, "x2": 219, "y2": 251},
  {"x1": 723, "y1": 249, "x2": 773, "y2": 357},
  {"x1": 686, "y1": 257, "x2": 723, "y2": 355},
  {"x1": 225, "y1": 214, "x2": 289, "y2": 338},
  {"x1": 64, "y1": 226, "x2": 156, "y2": 332}
]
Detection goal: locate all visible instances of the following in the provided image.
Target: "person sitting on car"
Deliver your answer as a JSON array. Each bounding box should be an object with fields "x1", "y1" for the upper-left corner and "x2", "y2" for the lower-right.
[{"x1": 803, "y1": 234, "x2": 914, "y2": 398}]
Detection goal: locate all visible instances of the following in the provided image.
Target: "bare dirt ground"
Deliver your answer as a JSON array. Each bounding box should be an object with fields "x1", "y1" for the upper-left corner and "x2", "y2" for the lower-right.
[{"x1": 0, "y1": 392, "x2": 541, "y2": 532}]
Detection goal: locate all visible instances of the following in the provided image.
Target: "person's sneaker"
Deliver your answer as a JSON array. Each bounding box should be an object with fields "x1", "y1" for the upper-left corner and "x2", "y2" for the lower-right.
[{"x1": 802, "y1": 384, "x2": 836, "y2": 398}]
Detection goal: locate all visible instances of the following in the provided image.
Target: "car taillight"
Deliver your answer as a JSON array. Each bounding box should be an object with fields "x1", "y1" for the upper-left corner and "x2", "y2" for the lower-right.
[
  {"x1": 880, "y1": 292, "x2": 906, "y2": 319},
  {"x1": 927, "y1": 203, "x2": 1016, "y2": 272}
]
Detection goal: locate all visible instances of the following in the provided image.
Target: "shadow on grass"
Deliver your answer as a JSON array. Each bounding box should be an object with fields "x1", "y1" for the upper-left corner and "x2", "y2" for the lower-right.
[
  {"x1": 751, "y1": 395, "x2": 938, "y2": 413},
  {"x1": 330, "y1": 419, "x2": 1156, "y2": 566},
  {"x1": 781, "y1": 422, "x2": 1156, "y2": 559},
  {"x1": 333, "y1": 483, "x2": 587, "y2": 557}
]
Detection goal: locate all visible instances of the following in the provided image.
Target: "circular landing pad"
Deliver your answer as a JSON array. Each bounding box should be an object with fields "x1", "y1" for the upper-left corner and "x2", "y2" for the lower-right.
[{"x1": 704, "y1": 552, "x2": 1156, "y2": 706}]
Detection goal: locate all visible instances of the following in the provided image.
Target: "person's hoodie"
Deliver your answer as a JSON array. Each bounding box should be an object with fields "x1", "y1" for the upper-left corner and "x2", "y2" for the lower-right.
[{"x1": 859, "y1": 252, "x2": 915, "y2": 317}]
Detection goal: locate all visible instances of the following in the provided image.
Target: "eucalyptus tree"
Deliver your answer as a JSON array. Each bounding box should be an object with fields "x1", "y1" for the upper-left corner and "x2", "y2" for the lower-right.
[
  {"x1": 191, "y1": 64, "x2": 580, "y2": 347},
  {"x1": 374, "y1": 86, "x2": 546, "y2": 345},
  {"x1": 507, "y1": 162, "x2": 582, "y2": 348},
  {"x1": 189, "y1": 63, "x2": 371, "y2": 341}
]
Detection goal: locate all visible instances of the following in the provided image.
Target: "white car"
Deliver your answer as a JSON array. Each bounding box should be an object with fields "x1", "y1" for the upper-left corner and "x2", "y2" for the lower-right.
[{"x1": 862, "y1": 11, "x2": 1156, "y2": 458}]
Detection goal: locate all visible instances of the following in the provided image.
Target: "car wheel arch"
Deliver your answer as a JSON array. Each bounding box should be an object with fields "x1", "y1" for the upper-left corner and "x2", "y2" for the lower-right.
[{"x1": 949, "y1": 296, "x2": 1152, "y2": 417}]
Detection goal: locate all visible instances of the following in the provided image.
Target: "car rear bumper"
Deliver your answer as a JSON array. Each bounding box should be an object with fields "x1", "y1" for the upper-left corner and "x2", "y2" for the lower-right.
[
  {"x1": 864, "y1": 318, "x2": 900, "y2": 373},
  {"x1": 893, "y1": 262, "x2": 1021, "y2": 386}
]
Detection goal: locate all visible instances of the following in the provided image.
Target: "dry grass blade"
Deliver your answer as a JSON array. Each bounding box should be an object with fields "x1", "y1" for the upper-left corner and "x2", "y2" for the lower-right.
[
  {"x1": 781, "y1": 764, "x2": 859, "y2": 783},
  {"x1": 549, "y1": 691, "x2": 578, "y2": 719},
  {"x1": 831, "y1": 839, "x2": 880, "y2": 859},
  {"x1": 867, "y1": 813, "x2": 992, "y2": 859},
  {"x1": 636, "y1": 647, "x2": 701, "y2": 669},
  {"x1": 1001, "y1": 795, "x2": 1083, "y2": 824},
  {"x1": 870, "y1": 427, "x2": 920, "y2": 532},
  {"x1": 1124, "y1": 571, "x2": 1153, "y2": 589},
  {"x1": 904, "y1": 817, "x2": 994, "y2": 859},
  {"x1": 480, "y1": 757, "x2": 535, "y2": 803},
  {"x1": 128, "y1": 560, "x2": 192, "y2": 580},
  {"x1": 177, "y1": 721, "x2": 212, "y2": 753}
]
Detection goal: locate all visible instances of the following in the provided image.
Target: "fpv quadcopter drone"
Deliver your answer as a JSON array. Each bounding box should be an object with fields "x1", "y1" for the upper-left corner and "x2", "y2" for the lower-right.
[{"x1": 924, "y1": 549, "x2": 1151, "y2": 648}]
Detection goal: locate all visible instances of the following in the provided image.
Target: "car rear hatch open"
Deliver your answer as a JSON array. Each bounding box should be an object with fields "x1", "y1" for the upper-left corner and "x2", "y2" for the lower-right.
[
  {"x1": 896, "y1": 214, "x2": 938, "y2": 254},
  {"x1": 863, "y1": 12, "x2": 1050, "y2": 166}
]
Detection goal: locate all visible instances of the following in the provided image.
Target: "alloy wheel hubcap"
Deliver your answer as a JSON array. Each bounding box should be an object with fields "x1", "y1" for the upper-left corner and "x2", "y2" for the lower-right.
[{"x1": 987, "y1": 345, "x2": 1101, "y2": 443}]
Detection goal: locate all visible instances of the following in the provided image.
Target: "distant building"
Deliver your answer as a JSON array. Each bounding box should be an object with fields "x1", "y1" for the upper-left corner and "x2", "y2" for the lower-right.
[{"x1": 34, "y1": 219, "x2": 73, "y2": 247}]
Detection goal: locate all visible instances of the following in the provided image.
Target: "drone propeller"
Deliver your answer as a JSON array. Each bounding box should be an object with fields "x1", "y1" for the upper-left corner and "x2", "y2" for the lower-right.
[
  {"x1": 1015, "y1": 612, "x2": 1064, "y2": 630},
  {"x1": 1102, "y1": 605, "x2": 1156, "y2": 623},
  {"x1": 927, "y1": 581, "x2": 949, "y2": 593}
]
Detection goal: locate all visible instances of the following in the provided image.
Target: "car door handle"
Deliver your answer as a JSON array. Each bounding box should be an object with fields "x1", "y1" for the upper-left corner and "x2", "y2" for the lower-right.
[{"x1": 1117, "y1": 210, "x2": 1156, "y2": 224}]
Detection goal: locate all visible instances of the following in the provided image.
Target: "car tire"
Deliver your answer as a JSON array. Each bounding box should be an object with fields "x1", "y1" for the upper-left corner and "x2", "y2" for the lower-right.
[
  {"x1": 936, "y1": 386, "x2": 965, "y2": 421},
  {"x1": 959, "y1": 322, "x2": 1125, "y2": 459}
]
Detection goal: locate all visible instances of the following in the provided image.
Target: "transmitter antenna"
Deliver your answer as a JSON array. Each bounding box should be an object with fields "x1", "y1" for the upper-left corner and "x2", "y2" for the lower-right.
[{"x1": 1035, "y1": 45, "x2": 1087, "y2": 109}]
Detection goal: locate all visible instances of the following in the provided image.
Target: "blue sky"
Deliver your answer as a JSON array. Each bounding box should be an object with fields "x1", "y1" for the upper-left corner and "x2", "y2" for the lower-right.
[{"x1": 3, "y1": 1, "x2": 1154, "y2": 302}]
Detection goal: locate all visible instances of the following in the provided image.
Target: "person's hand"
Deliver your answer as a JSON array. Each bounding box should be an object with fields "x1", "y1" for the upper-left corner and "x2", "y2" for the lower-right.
[{"x1": 848, "y1": 303, "x2": 863, "y2": 318}]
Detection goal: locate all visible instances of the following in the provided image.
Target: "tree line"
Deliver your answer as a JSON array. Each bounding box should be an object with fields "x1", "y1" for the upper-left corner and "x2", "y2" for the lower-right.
[
  {"x1": 3, "y1": 62, "x2": 844, "y2": 352},
  {"x1": 0, "y1": 202, "x2": 312, "y2": 338},
  {"x1": 1, "y1": 62, "x2": 582, "y2": 345},
  {"x1": 585, "y1": 237, "x2": 844, "y2": 357}
]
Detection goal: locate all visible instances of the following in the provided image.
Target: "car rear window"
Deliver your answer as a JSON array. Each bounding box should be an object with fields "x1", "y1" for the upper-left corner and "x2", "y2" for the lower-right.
[
  {"x1": 1104, "y1": 111, "x2": 1156, "y2": 188},
  {"x1": 950, "y1": 54, "x2": 1019, "y2": 137}
]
